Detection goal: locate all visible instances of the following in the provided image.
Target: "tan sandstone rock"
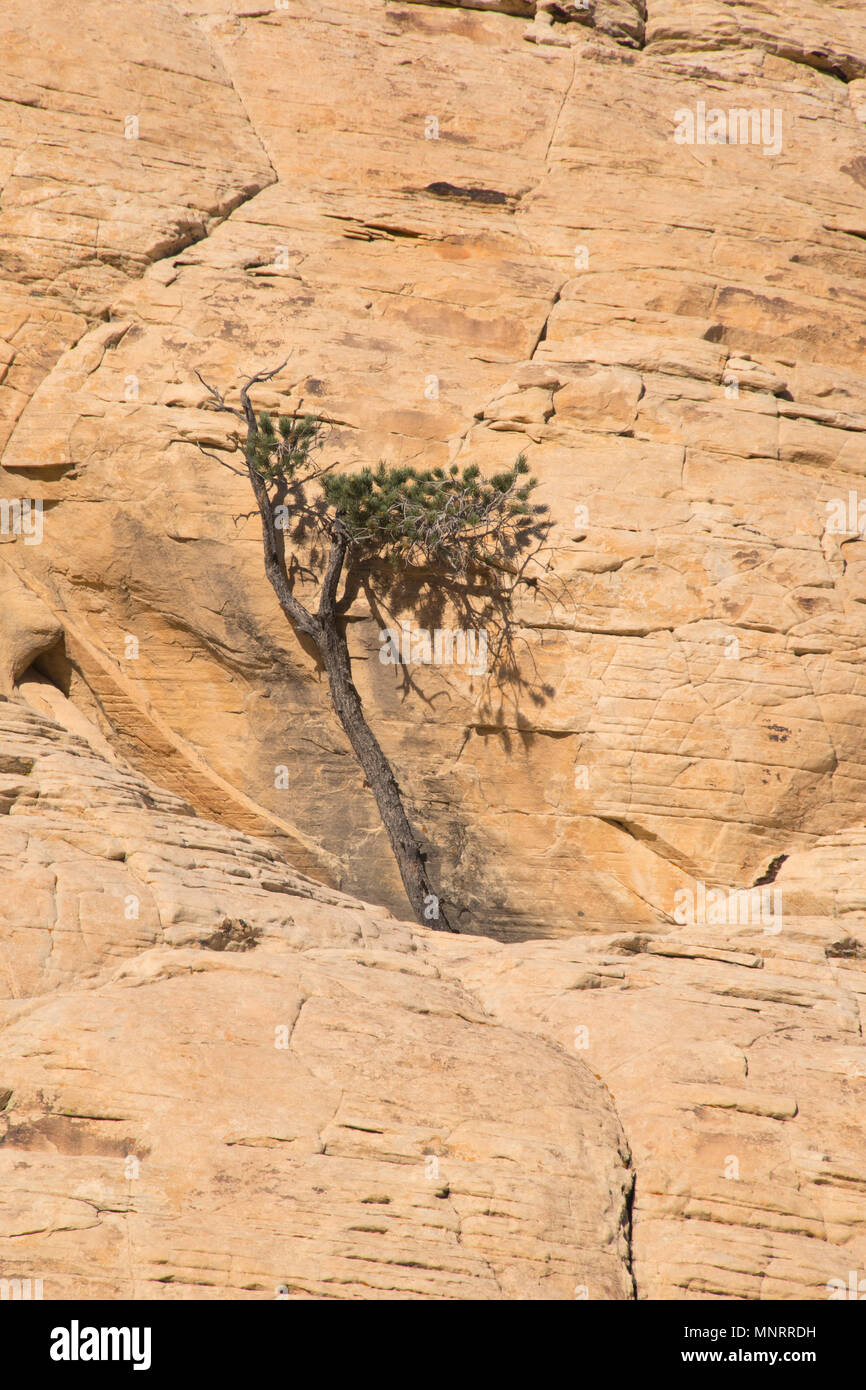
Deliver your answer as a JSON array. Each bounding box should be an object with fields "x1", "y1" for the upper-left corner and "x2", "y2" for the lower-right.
[
  {"x1": 1, "y1": 0, "x2": 865, "y2": 1302},
  {"x1": 0, "y1": 696, "x2": 633, "y2": 1299},
  {"x1": 0, "y1": 695, "x2": 863, "y2": 1299},
  {"x1": 3, "y1": 0, "x2": 866, "y2": 935}
]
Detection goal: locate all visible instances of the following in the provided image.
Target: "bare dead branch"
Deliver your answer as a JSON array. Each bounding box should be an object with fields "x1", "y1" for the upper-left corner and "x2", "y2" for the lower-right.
[
  {"x1": 195, "y1": 443, "x2": 248, "y2": 477},
  {"x1": 195, "y1": 371, "x2": 246, "y2": 422},
  {"x1": 238, "y1": 358, "x2": 291, "y2": 432}
]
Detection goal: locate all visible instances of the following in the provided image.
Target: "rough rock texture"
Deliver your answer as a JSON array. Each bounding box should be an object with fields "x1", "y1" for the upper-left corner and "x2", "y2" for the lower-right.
[
  {"x1": 3, "y1": 1, "x2": 866, "y2": 936},
  {"x1": 0, "y1": 0, "x2": 273, "y2": 453},
  {"x1": 0, "y1": 697, "x2": 634, "y2": 1299},
  {"x1": 440, "y1": 880, "x2": 866, "y2": 1299},
  {"x1": 1, "y1": 0, "x2": 866, "y2": 1300},
  {"x1": 0, "y1": 698, "x2": 862, "y2": 1298}
]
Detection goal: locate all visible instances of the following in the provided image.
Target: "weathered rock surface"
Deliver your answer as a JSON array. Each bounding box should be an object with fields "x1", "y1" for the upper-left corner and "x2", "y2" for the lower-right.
[
  {"x1": 439, "y1": 868, "x2": 866, "y2": 1299},
  {"x1": 0, "y1": 698, "x2": 863, "y2": 1298},
  {"x1": 0, "y1": 697, "x2": 634, "y2": 1299},
  {"x1": 1, "y1": 0, "x2": 865, "y2": 1301},
  {"x1": 4, "y1": 0, "x2": 866, "y2": 936},
  {"x1": 0, "y1": 0, "x2": 273, "y2": 456}
]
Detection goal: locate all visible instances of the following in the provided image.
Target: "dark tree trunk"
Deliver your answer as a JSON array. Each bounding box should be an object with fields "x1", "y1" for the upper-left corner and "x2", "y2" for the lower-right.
[
  {"x1": 317, "y1": 615, "x2": 455, "y2": 931},
  {"x1": 247, "y1": 461, "x2": 455, "y2": 931}
]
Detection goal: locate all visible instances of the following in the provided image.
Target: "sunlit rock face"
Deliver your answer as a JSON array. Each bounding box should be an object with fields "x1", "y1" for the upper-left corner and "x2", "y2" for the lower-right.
[
  {"x1": 3, "y1": 0, "x2": 866, "y2": 941},
  {"x1": 0, "y1": 695, "x2": 635, "y2": 1299},
  {"x1": 1, "y1": 0, "x2": 865, "y2": 1301},
  {"x1": 0, "y1": 698, "x2": 863, "y2": 1299}
]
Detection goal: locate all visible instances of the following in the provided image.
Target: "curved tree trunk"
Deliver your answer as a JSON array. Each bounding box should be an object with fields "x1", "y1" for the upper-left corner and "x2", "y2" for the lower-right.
[
  {"x1": 247, "y1": 467, "x2": 455, "y2": 931},
  {"x1": 197, "y1": 373, "x2": 457, "y2": 931},
  {"x1": 318, "y1": 619, "x2": 455, "y2": 932}
]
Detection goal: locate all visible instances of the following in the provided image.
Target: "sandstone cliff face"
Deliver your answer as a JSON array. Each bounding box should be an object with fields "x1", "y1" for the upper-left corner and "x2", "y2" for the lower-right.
[
  {"x1": 0, "y1": 699, "x2": 863, "y2": 1298},
  {"x1": 1, "y1": 0, "x2": 866, "y2": 1300},
  {"x1": 0, "y1": 697, "x2": 635, "y2": 1298},
  {"x1": 3, "y1": 0, "x2": 866, "y2": 937}
]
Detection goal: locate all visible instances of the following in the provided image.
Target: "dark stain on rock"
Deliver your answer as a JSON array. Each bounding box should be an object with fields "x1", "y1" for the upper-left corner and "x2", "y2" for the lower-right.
[
  {"x1": 842, "y1": 157, "x2": 866, "y2": 190},
  {"x1": 421, "y1": 182, "x2": 509, "y2": 206},
  {"x1": 827, "y1": 936, "x2": 866, "y2": 959},
  {"x1": 200, "y1": 917, "x2": 261, "y2": 952},
  {"x1": 0, "y1": 1113, "x2": 148, "y2": 1159}
]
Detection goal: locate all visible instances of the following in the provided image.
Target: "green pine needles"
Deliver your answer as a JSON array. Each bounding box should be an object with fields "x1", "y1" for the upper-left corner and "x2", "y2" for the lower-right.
[
  {"x1": 245, "y1": 409, "x2": 540, "y2": 574},
  {"x1": 244, "y1": 410, "x2": 319, "y2": 482},
  {"x1": 196, "y1": 363, "x2": 551, "y2": 930}
]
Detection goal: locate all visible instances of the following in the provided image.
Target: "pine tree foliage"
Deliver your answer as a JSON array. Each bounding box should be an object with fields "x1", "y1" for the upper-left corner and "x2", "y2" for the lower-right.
[
  {"x1": 195, "y1": 364, "x2": 551, "y2": 932},
  {"x1": 243, "y1": 408, "x2": 542, "y2": 574}
]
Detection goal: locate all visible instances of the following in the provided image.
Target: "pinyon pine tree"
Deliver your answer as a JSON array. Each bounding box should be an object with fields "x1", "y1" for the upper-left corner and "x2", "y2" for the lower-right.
[{"x1": 197, "y1": 363, "x2": 546, "y2": 932}]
